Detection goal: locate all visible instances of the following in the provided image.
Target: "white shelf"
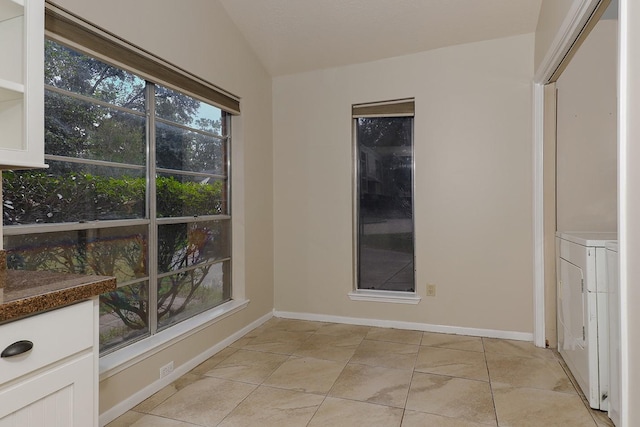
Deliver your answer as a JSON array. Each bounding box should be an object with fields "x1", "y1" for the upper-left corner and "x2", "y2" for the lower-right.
[
  {"x1": 0, "y1": 77, "x2": 24, "y2": 99},
  {"x1": 0, "y1": 0, "x2": 22, "y2": 23}
]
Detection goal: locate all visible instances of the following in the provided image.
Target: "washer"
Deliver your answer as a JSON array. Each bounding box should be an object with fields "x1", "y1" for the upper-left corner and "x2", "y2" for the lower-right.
[
  {"x1": 556, "y1": 231, "x2": 617, "y2": 410},
  {"x1": 606, "y1": 241, "x2": 620, "y2": 425}
]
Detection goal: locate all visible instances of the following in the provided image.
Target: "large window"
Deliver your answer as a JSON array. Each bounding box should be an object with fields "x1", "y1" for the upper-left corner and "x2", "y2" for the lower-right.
[
  {"x1": 2, "y1": 40, "x2": 232, "y2": 354},
  {"x1": 353, "y1": 100, "x2": 415, "y2": 292}
]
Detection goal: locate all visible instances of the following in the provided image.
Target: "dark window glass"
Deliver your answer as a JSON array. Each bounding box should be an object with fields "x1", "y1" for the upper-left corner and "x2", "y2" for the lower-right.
[
  {"x1": 157, "y1": 261, "x2": 231, "y2": 330},
  {"x1": 158, "y1": 220, "x2": 230, "y2": 274},
  {"x1": 45, "y1": 91, "x2": 146, "y2": 165},
  {"x1": 100, "y1": 282, "x2": 150, "y2": 352},
  {"x1": 357, "y1": 117, "x2": 414, "y2": 292},
  {"x1": 156, "y1": 121, "x2": 225, "y2": 174},
  {"x1": 2, "y1": 163, "x2": 145, "y2": 225}
]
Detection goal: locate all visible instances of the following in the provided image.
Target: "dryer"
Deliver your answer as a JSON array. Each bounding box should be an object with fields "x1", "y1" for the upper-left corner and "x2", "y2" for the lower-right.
[{"x1": 556, "y1": 231, "x2": 617, "y2": 410}]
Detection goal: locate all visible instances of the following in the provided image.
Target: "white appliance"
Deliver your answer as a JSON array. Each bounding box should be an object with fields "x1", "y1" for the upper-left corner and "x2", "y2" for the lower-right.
[
  {"x1": 606, "y1": 241, "x2": 620, "y2": 426},
  {"x1": 556, "y1": 231, "x2": 617, "y2": 410}
]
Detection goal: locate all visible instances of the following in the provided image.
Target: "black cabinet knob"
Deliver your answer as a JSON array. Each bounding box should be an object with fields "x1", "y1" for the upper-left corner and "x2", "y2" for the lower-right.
[{"x1": 1, "y1": 340, "x2": 34, "y2": 358}]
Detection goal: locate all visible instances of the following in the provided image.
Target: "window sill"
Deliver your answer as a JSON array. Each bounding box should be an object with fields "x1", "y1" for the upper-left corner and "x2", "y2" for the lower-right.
[
  {"x1": 348, "y1": 290, "x2": 421, "y2": 304},
  {"x1": 99, "y1": 299, "x2": 250, "y2": 380}
]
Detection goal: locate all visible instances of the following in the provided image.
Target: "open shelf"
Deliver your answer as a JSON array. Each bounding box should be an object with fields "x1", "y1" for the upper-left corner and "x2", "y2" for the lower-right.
[
  {"x1": 0, "y1": 0, "x2": 44, "y2": 170},
  {"x1": 0, "y1": 0, "x2": 46, "y2": 171},
  {"x1": 0, "y1": 96, "x2": 23, "y2": 151},
  {"x1": 0, "y1": 78, "x2": 24, "y2": 100}
]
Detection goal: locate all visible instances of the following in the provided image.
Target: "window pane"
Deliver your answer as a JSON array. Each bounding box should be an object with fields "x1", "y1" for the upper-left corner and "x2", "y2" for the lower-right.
[
  {"x1": 99, "y1": 282, "x2": 150, "y2": 353},
  {"x1": 4, "y1": 225, "x2": 151, "y2": 355},
  {"x1": 45, "y1": 91, "x2": 146, "y2": 165},
  {"x1": 156, "y1": 173, "x2": 226, "y2": 218},
  {"x1": 357, "y1": 117, "x2": 414, "y2": 292},
  {"x1": 158, "y1": 220, "x2": 230, "y2": 274},
  {"x1": 157, "y1": 261, "x2": 231, "y2": 330},
  {"x1": 2, "y1": 163, "x2": 146, "y2": 225},
  {"x1": 45, "y1": 40, "x2": 146, "y2": 112},
  {"x1": 3, "y1": 226, "x2": 148, "y2": 282},
  {"x1": 155, "y1": 84, "x2": 223, "y2": 134},
  {"x1": 156, "y1": 121, "x2": 225, "y2": 174}
]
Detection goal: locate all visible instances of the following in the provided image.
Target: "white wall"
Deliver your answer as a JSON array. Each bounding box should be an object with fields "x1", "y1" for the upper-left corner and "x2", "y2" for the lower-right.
[
  {"x1": 556, "y1": 19, "x2": 618, "y2": 232},
  {"x1": 273, "y1": 34, "x2": 535, "y2": 335},
  {"x1": 47, "y1": 0, "x2": 274, "y2": 417}
]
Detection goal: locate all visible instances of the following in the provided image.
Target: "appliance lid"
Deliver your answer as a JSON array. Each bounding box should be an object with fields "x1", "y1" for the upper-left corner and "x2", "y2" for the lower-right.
[{"x1": 556, "y1": 231, "x2": 618, "y2": 247}]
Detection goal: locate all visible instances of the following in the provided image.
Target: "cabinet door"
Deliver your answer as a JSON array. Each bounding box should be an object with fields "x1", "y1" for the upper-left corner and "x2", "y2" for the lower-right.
[{"x1": 0, "y1": 353, "x2": 94, "y2": 427}]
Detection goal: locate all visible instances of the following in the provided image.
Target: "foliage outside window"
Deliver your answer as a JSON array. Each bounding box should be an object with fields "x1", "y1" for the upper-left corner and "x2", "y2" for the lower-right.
[{"x1": 2, "y1": 40, "x2": 232, "y2": 354}]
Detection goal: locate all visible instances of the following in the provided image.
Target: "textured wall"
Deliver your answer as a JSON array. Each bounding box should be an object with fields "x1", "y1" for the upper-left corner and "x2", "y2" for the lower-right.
[{"x1": 273, "y1": 34, "x2": 535, "y2": 334}]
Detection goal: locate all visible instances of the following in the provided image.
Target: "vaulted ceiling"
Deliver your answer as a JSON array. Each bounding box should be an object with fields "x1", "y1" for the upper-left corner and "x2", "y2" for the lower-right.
[{"x1": 218, "y1": 0, "x2": 543, "y2": 76}]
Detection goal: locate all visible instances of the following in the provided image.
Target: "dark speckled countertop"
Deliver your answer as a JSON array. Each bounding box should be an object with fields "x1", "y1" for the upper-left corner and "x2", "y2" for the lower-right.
[{"x1": 0, "y1": 252, "x2": 116, "y2": 323}]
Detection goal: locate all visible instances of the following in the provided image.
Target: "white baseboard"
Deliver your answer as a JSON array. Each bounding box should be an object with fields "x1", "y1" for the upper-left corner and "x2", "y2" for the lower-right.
[
  {"x1": 99, "y1": 311, "x2": 273, "y2": 426},
  {"x1": 273, "y1": 310, "x2": 534, "y2": 342}
]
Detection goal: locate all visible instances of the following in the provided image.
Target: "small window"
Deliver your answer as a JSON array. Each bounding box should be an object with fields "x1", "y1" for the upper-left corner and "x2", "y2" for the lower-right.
[{"x1": 353, "y1": 100, "x2": 415, "y2": 292}]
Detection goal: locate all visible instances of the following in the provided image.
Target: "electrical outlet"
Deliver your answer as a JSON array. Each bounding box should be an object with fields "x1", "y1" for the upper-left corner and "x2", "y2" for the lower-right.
[
  {"x1": 159, "y1": 361, "x2": 174, "y2": 379},
  {"x1": 426, "y1": 284, "x2": 436, "y2": 297}
]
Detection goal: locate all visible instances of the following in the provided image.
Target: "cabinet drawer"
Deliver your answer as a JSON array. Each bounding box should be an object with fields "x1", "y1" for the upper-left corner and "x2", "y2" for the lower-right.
[{"x1": 0, "y1": 300, "x2": 93, "y2": 385}]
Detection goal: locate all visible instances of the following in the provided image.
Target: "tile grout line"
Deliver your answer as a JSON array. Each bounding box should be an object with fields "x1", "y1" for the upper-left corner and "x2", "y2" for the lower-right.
[
  {"x1": 215, "y1": 319, "x2": 286, "y2": 425},
  {"x1": 400, "y1": 358, "x2": 419, "y2": 426},
  {"x1": 113, "y1": 319, "x2": 614, "y2": 427},
  {"x1": 482, "y1": 336, "x2": 500, "y2": 427},
  {"x1": 221, "y1": 320, "x2": 322, "y2": 427},
  {"x1": 398, "y1": 330, "x2": 424, "y2": 425},
  {"x1": 304, "y1": 323, "x2": 368, "y2": 427}
]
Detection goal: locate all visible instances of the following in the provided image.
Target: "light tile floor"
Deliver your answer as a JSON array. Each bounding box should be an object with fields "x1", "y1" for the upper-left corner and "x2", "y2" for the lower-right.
[{"x1": 106, "y1": 318, "x2": 615, "y2": 427}]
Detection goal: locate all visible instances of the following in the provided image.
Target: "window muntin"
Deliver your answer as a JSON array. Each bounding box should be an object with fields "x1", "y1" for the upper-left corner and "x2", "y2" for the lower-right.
[{"x1": 2, "y1": 40, "x2": 232, "y2": 354}]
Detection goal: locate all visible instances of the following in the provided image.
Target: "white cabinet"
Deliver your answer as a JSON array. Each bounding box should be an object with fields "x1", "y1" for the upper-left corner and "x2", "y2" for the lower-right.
[
  {"x1": 0, "y1": 300, "x2": 98, "y2": 426},
  {"x1": 0, "y1": 354, "x2": 94, "y2": 427},
  {"x1": 0, "y1": 0, "x2": 45, "y2": 170},
  {"x1": 557, "y1": 232, "x2": 616, "y2": 410}
]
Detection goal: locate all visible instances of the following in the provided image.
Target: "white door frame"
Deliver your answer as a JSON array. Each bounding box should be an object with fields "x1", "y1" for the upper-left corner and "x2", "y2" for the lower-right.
[
  {"x1": 532, "y1": 0, "x2": 602, "y2": 347},
  {"x1": 618, "y1": 1, "x2": 635, "y2": 424}
]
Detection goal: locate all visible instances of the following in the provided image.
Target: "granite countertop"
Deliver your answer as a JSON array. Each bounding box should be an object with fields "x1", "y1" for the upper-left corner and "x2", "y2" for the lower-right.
[{"x1": 0, "y1": 266, "x2": 116, "y2": 323}]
